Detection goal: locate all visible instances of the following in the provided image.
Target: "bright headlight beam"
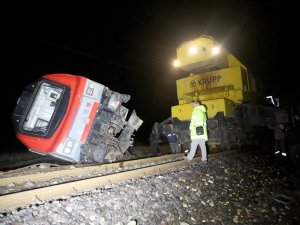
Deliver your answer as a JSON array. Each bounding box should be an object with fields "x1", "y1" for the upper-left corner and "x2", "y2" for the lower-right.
[
  {"x1": 189, "y1": 46, "x2": 197, "y2": 55},
  {"x1": 212, "y1": 46, "x2": 221, "y2": 55},
  {"x1": 173, "y1": 60, "x2": 180, "y2": 67}
]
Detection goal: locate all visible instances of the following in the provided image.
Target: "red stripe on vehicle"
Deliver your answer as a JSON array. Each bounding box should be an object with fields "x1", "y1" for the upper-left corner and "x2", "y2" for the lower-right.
[{"x1": 80, "y1": 102, "x2": 99, "y2": 143}]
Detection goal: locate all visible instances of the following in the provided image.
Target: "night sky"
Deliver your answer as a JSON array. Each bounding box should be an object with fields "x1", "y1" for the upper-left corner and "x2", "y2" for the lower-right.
[{"x1": 2, "y1": 1, "x2": 297, "y2": 151}]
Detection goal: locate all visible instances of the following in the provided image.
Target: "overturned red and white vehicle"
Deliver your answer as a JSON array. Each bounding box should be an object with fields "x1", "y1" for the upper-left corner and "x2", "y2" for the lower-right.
[{"x1": 12, "y1": 73, "x2": 143, "y2": 163}]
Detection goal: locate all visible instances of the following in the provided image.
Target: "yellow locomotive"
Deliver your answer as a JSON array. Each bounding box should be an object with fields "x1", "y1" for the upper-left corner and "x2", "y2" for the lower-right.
[{"x1": 152, "y1": 35, "x2": 289, "y2": 152}]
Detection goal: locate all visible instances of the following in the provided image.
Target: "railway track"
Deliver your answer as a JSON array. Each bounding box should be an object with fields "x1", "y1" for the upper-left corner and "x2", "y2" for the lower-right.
[{"x1": 0, "y1": 150, "x2": 235, "y2": 211}]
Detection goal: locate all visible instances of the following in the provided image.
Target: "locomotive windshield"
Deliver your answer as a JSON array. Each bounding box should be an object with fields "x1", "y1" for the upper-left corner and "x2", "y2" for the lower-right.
[
  {"x1": 12, "y1": 78, "x2": 70, "y2": 138},
  {"x1": 23, "y1": 82, "x2": 63, "y2": 134}
]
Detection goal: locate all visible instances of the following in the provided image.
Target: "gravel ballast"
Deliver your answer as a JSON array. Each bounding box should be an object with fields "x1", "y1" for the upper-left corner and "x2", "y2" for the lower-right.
[{"x1": 0, "y1": 150, "x2": 299, "y2": 225}]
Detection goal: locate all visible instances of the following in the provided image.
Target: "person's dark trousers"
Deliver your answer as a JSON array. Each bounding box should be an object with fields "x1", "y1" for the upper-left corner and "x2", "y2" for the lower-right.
[{"x1": 274, "y1": 138, "x2": 286, "y2": 156}]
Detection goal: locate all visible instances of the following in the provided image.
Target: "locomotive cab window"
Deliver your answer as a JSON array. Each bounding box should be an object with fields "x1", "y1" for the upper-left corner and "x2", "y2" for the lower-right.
[
  {"x1": 23, "y1": 82, "x2": 63, "y2": 134},
  {"x1": 17, "y1": 79, "x2": 70, "y2": 138}
]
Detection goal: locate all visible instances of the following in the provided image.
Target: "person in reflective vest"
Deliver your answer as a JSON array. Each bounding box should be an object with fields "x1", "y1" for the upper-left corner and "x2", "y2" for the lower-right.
[
  {"x1": 185, "y1": 102, "x2": 208, "y2": 162},
  {"x1": 268, "y1": 123, "x2": 287, "y2": 157}
]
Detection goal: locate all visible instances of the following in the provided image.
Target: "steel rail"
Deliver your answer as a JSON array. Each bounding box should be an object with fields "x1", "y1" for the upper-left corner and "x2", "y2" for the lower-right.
[
  {"x1": 0, "y1": 150, "x2": 235, "y2": 210},
  {"x1": 0, "y1": 154, "x2": 183, "y2": 187}
]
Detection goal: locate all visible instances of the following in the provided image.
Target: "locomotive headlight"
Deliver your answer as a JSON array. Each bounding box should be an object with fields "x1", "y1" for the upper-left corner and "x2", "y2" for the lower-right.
[
  {"x1": 212, "y1": 46, "x2": 221, "y2": 55},
  {"x1": 62, "y1": 139, "x2": 75, "y2": 154},
  {"x1": 189, "y1": 46, "x2": 198, "y2": 55},
  {"x1": 173, "y1": 60, "x2": 180, "y2": 67},
  {"x1": 66, "y1": 140, "x2": 73, "y2": 148},
  {"x1": 64, "y1": 148, "x2": 72, "y2": 154}
]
